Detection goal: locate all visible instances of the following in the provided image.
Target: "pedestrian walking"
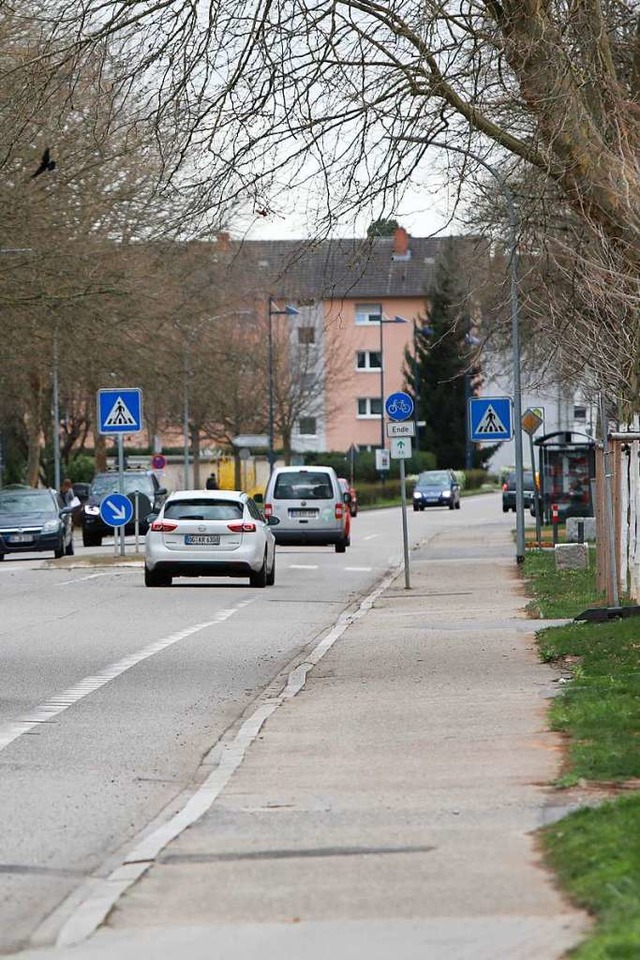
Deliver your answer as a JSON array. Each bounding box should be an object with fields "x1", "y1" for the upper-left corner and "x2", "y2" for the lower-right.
[{"x1": 205, "y1": 472, "x2": 219, "y2": 490}]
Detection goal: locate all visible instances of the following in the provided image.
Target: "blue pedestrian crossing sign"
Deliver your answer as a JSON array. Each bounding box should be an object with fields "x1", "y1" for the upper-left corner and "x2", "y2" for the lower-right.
[
  {"x1": 469, "y1": 397, "x2": 513, "y2": 442},
  {"x1": 99, "y1": 493, "x2": 133, "y2": 528},
  {"x1": 98, "y1": 388, "x2": 143, "y2": 435}
]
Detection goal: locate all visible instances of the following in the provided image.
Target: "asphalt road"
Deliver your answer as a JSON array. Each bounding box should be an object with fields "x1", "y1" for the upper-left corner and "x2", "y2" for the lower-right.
[{"x1": 0, "y1": 494, "x2": 508, "y2": 954}]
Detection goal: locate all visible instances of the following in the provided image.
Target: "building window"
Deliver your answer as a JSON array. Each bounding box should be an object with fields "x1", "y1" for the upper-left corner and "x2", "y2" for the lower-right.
[
  {"x1": 357, "y1": 397, "x2": 382, "y2": 417},
  {"x1": 355, "y1": 303, "x2": 382, "y2": 324},
  {"x1": 298, "y1": 326, "x2": 315, "y2": 344},
  {"x1": 573, "y1": 405, "x2": 587, "y2": 421},
  {"x1": 298, "y1": 416, "x2": 317, "y2": 435},
  {"x1": 356, "y1": 350, "x2": 382, "y2": 369}
]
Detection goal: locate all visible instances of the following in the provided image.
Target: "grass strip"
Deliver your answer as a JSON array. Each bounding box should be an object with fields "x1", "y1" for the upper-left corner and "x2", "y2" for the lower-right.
[
  {"x1": 524, "y1": 547, "x2": 600, "y2": 619},
  {"x1": 540, "y1": 796, "x2": 640, "y2": 957},
  {"x1": 524, "y1": 551, "x2": 640, "y2": 954}
]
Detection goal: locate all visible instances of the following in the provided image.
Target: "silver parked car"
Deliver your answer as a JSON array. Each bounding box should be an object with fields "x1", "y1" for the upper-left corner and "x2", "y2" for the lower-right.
[{"x1": 144, "y1": 490, "x2": 277, "y2": 588}]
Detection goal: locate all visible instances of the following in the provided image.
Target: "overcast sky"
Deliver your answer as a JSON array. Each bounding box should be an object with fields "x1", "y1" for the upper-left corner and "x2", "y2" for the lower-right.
[{"x1": 239, "y1": 171, "x2": 464, "y2": 242}]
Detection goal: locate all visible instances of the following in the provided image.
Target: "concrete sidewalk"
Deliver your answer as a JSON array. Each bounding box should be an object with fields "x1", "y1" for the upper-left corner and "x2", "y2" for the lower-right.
[{"x1": 20, "y1": 523, "x2": 590, "y2": 959}]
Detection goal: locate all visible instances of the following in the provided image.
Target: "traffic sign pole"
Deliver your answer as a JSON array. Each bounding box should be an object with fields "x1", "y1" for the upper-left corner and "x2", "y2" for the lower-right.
[
  {"x1": 400, "y1": 458, "x2": 410, "y2": 589},
  {"x1": 385, "y1": 391, "x2": 414, "y2": 590}
]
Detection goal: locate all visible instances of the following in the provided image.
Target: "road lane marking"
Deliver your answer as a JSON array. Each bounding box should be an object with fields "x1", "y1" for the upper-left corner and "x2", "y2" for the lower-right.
[
  {"x1": 53, "y1": 563, "x2": 402, "y2": 947},
  {"x1": 57, "y1": 573, "x2": 113, "y2": 586},
  {"x1": 288, "y1": 564, "x2": 319, "y2": 569},
  {"x1": 345, "y1": 566, "x2": 372, "y2": 572},
  {"x1": 363, "y1": 534, "x2": 379, "y2": 540},
  {"x1": 0, "y1": 601, "x2": 252, "y2": 755}
]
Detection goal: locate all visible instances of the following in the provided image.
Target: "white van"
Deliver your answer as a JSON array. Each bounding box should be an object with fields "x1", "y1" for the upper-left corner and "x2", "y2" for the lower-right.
[{"x1": 263, "y1": 465, "x2": 350, "y2": 553}]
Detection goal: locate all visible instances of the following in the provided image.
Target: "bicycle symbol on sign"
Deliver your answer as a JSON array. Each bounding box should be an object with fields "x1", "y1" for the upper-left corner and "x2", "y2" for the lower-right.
[{"x1": 387, "y1": 397, "x2": 411, "y2": 415}]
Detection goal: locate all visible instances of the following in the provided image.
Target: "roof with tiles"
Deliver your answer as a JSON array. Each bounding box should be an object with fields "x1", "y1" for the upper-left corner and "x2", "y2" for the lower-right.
[{"x1": 215, "y1": 229, "x2": 458, "y2": 301}]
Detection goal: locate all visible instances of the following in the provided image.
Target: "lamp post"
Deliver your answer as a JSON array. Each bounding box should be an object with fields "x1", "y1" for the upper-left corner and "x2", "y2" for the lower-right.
[
  {"x1": 180, "y1": 309, "x2": 253, "y2": 489},
  {"x1": 52, "y1": 326, "x2": 61, "y2": 491},
  {"x1": 403, "y1": 138, "x2": 526, "y2": 563},
  {"x1": 267, "y1": 298, "x2": 300, "y2": 473},
  {"x1": 378, "y1": 314, "x2": 407, "y2": 451}
]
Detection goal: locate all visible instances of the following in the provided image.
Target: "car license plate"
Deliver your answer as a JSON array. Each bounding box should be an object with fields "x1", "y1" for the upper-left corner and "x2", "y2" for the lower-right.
[
  {"x1": 184, "y1": 534, "x2": 220, "y2": 545},
  {"x1": 290, "y1": 509, "x2": 317, "y2": 518},
  {"x1": 8, "y1": 533, "x2": 34, "y2": 543}
]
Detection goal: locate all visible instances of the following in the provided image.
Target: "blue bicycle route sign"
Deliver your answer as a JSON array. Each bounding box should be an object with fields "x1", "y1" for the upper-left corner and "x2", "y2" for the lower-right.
[
  {"x1": 468, "y1": 397, "x2": 513, "y2": 442},
  {"x1": 97, "y1": 388, "x2": 143, "y2": 435},
  {"x1": 385, "y1": 391, "x2": 414, "y2": 422},
  {"x1": 99, "y1": 493, "x2": 134, "y2": 528}
]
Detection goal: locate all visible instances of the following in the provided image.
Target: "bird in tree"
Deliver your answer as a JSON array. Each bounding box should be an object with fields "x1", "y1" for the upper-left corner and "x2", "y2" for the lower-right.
[{"x1": 31, "y1": 147, "x2": 56, "y2": 178}]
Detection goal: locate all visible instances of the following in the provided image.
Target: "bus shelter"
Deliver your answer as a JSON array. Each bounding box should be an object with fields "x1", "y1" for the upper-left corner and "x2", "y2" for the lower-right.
[{"x1": 534, "y1": 431, "x2": 596, "y2": 523}]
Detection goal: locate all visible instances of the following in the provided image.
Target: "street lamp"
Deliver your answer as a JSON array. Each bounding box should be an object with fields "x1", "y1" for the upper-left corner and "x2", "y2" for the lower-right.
[
  {"x1": 267, "y1": 298, "x2": 300, "y2": 473},
  {"x1": 401, "y1": 137, "x2": 526, "y2": 563},
  {"x1": 378, "y1": 314, "x2": 407, "y2": 451},
  {"x1": 180, "y1": 309, "x2": 253, "y2": 489}
]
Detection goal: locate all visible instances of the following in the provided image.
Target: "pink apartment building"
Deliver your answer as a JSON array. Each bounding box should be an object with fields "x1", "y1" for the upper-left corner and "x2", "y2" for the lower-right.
[{"x1": 225, "y1": 226, "x2": 445, "y2": 454}]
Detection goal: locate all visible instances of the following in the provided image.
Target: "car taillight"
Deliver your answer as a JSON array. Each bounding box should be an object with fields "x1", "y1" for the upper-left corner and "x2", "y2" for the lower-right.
[
  {"x1": 335, "y1": 503, "x2": 344, "y2": 519},
  {"x1": 264, "y1": 503, "x2": 272, "y2": 517},
  {"x1": 227, "y1": 522, "x2": 256, "y2": 533},
  {"x1": 150, "y1": 520, "x2": 178, "y2": 532}
]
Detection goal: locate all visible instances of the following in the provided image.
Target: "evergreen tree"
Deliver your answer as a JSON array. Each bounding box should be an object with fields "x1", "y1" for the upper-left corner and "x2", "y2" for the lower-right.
[{"x1": 405, "y1": 240, "x2": 481, "y2": 469}]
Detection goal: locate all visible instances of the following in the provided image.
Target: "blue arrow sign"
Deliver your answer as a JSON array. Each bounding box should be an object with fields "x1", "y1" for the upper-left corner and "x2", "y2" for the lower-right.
[
  {"x1": 99, "y1": 493, "x2": 134, "y2": 528},
  {"x1": 385, "y1": 391, "x2": 414, "y2": 422},
  {"x1": 469, "y1": 397, "x2": 513, "y2": 442},
  {"x1": 97, "y1": 388, "x2": 143, "y2": 435}
]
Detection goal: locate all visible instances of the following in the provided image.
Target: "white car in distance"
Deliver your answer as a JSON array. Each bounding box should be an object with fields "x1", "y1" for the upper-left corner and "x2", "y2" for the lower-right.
[{"x1": 144, "y1": 490, "x2": 277, "y2": 588}]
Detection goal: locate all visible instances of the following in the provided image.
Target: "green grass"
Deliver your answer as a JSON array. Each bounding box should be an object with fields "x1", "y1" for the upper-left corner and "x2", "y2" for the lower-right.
[
  {"x1": 538, "y1": 617, "x2": 640, "y2": 783},
  {"x1": 541, "y1": 796, "x2": 640, "y2": 958},
  {"x1": 524, "y1": 551, "x2": 640, "y2": 954},
  {"x1": 523, "y1": 548, "x2": 601, "y2": 619}
]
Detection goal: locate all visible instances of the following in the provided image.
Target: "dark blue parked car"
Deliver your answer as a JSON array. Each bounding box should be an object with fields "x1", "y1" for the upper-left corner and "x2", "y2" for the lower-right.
[{"x1": 0, "y1": 485, "x2": 75, "y2": 559}]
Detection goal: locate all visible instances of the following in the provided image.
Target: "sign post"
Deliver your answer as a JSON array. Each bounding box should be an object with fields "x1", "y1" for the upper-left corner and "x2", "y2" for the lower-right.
[
  {"x1": 97, "y1": 388, "x2": 143, "y2": 555},
  {"x1": 522, "y1": 406, "x2": 544, "y2": 548},
  {"x1": 385, "y1": 391, "x2": 414, "y2": 590}
]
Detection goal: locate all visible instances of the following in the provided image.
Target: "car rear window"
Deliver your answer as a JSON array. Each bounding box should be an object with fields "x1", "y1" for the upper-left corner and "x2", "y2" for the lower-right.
[
  {"x1": 163, "y1": 499, "x2": 243, "y2": 521},
  {"x1": 506, "y1": 472, "x2": 534, "y2": 488},
  {"x1": 273, "y1": 471, "x2": 334, "y2": 500}
]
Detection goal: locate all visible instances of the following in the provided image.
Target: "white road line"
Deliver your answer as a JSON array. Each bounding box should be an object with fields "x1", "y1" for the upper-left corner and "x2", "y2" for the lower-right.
[
  {"x1": 288, "y1": 564, "x2": 319, "y2": 569},
  {"x1": 363, "y1": 534, "x2": 379, "y2": 541},
  {"x1": 0, "y1": 603, "x2": 250, "y2": 755},
  {"x1": 345, "y1": 566, "x2": 372, "y2": 572},
  {"x1": 57, "y1": 573, "x2": 113, "y2": 586},
  {"x1": 52, "y1": 563, "x2": 402, "y2": 948}
]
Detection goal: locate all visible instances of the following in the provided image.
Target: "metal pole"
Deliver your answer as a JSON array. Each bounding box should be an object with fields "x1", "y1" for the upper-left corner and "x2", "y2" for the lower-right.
[
  {"x1": 183, "y1": 341, "x2": 190, "y2": 489},
  {"x1": 52, "y1": 327, "x2": 61, "y2": 492},
  {"x1": 413, "y1": 319, "x2": 420, "y2": 453},
  {"x1": 379, "y1": 317, "x2": 385, "y2": 451},
  {"x1": 400, "y1": 457, "x2": 411, "y2": 589},
  {"x1": 529, "y1": 433, "x2": 542, "y2": 548},
  {"x1": 600, "y1": 392, "x2": 619, "y2": 606},
  {"x1": 117, "y1": 434, "x2": 125, "y2": 557},
  {"x1": 402, "y1": 138, "x2": 526, "y2": 564},
  {"x1": 268, "y1": 299, "x2": 275, "y2": 473}
]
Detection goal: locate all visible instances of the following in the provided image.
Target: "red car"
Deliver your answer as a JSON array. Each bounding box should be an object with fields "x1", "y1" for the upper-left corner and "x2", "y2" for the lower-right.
[{"x1": 338, "y1": 478, "x2": 358, "y2": 517}]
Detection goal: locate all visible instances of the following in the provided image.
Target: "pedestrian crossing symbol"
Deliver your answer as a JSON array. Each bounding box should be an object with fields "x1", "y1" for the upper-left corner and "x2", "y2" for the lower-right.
[
  {"x1": 97, "y1": 388, "x2": 143, "y2": 435},
  {"x1": 468, "y1": 397, "x2": 512, "y2": 442}
]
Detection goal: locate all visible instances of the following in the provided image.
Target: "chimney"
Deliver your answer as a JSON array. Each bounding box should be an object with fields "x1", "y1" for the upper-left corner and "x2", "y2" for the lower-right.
[
  {"x1": 217, "y1": 231, "x2": 231, "y2": 251},
  {"x1": 392, "y1": 226, "x2": 410, "y2": 260}
]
